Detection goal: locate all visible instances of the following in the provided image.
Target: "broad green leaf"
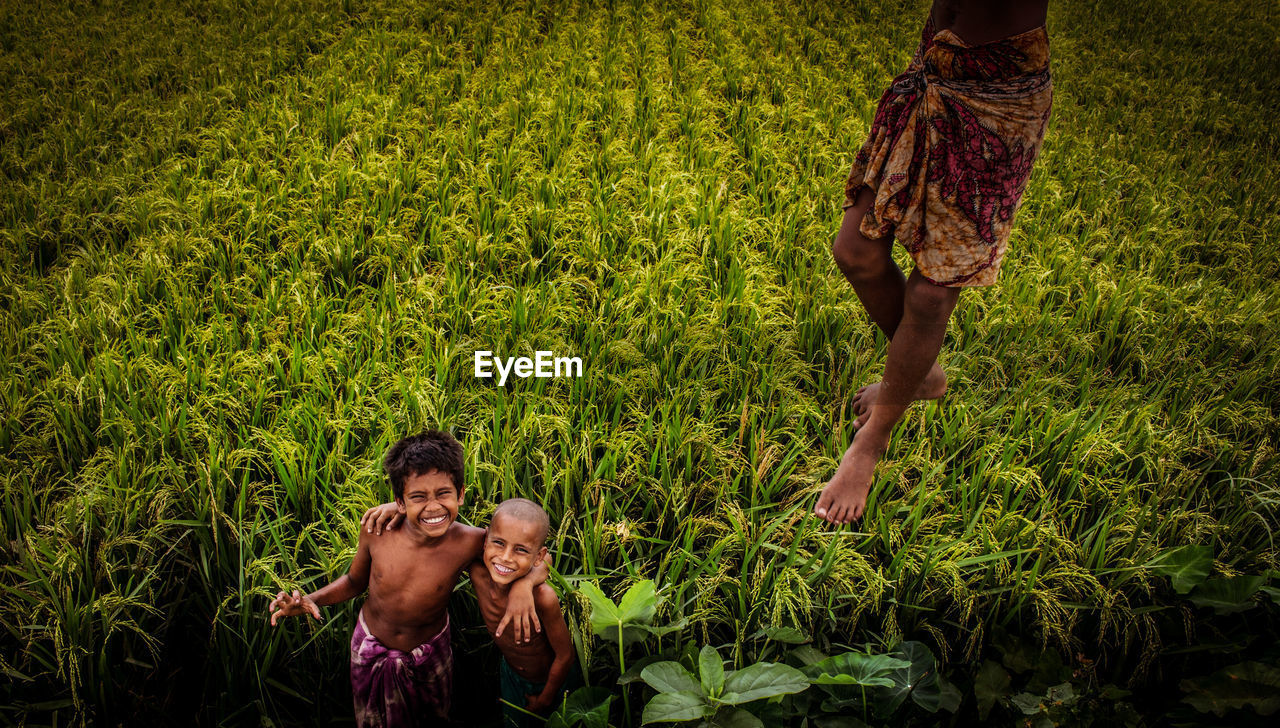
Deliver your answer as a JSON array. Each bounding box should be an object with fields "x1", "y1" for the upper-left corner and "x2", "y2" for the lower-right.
[
  {"x1": 1148, "y1": 545, "x2": 1213, "y2": 594},
  {"x1": 1188, "y1": 575, "x2": 1264, "y2": 614},
  {"x1": 974, "y1": 660, "x2": 1011, "y2": 720},
  {"x1": 642, "y1": 662, "x2": 704, "y2": 697},
  {"x1": 1045, "y1": 682, "x2": 1077, "y2": 706},
  {"x1": 617, "y1": 579, "x2": 658, "y2": 624},
  {"x1": 700, "y1": 644, "x2": 725, "y2": 696},
  {"x1": 1010, "y1": 693, "x2": 1044, "y2": 716},
  {"x1": 720, "y1": 662, "x2": 810, "y2": 704},
  {"x1": 1180, "y1": 662, "x2": 1280, "y2": 716},
  {"x1": 641, "y1": 691, "x2": 712, "y2": 724},
  {"x1": 548, "y1": 687, "x2": 612, "y2": 728},
  {"x1": 599, "y1": 624, "x2": 653, "y2": 646},
  {"x1": 812, "y1": 675, "x2": 894, "y2": 688},
  {"x1": 713, "y1": 707, "x2": 763, "y2": 728},
  {"x1": 619, "y1": 655, "x2": 665, "y2": 685},
  {"x1": 639, "y1": 617, "x2": 688, "y2": 638},
  {"x1": 788, "y1": 645, "x2": 829, "y2": 667},
  {"x1": 879, "y1": 642, "x2": 940, "y2": 714},
  {"x1": 578, "y1": 581, "x2": 621, "y2": 634},
  {"x1": 580, "y1": 581, "x2": 654, "y2": 645},
  {"x1": 937, "y1": 674, "x2": 962, "y2": 713},
  {"x1": 805, "y1": 651, "x2": 909, "y2": 687}
]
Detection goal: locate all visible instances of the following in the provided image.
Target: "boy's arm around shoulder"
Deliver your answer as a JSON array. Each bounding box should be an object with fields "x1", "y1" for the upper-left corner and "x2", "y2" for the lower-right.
[
  {"x1": 497, "y1": 558, "x2": 551, "y2": 642},
  {"x1": 269, "y1": 528, "x2": 372, "y2": 625},
  {"x1": 528, "y1": 584, "x2": 575, "y2": 712}
]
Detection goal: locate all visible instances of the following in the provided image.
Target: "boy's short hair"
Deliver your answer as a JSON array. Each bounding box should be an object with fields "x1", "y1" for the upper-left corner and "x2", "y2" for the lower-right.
[
  {"x1": 492, "y1": 498, "x2": 551, "y2": 545},
  {"x1": 382, "y1": 430, "x2": 465, "y2": 501}
]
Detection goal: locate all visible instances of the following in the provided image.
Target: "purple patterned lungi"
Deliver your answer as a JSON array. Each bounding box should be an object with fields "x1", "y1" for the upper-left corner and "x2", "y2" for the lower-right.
[{"x1": 349, "y1": 609, "x2": 453, "y2": 727}]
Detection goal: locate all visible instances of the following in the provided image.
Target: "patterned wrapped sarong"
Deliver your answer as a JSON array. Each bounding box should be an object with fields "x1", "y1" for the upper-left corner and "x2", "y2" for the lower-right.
[
  {"x1": 350, "y1": 610, "x2": 453, "y2": 727},
  {"x1": 843, "y1": 19, "x2": 1053, "y2": 286}
]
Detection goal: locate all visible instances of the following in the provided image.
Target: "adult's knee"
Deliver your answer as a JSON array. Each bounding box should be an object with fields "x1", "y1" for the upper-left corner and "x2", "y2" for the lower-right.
[
  {"x1": 904, "y1": 275, "x2": 961, "y2": 319},
  {"x1": 831, "y1": 232, "x2": 889, "y2": 281}
]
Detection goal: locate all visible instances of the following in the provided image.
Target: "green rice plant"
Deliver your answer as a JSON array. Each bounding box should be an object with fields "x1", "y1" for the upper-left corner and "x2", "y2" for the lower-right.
[{"x1": 3, "y1": 0, "x2": 1279, "y2": 724}]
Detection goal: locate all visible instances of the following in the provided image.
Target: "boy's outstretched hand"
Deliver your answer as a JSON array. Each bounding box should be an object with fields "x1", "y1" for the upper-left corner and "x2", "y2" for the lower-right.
[
  {"x1": 360, "y1": 502, "x2": 403, "y2": 535},
  {"x1": 269, "y1": 589, "x2": 322, "y2": 626}
]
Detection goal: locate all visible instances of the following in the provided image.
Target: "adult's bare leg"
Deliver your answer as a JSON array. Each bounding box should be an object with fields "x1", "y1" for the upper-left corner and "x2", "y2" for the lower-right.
[
  {"x1": 831, "y1": 187, "x2": 948, "y2": 428},
  {"x1": 815, "y1": 268, "x2": 961, "y2": 523}
]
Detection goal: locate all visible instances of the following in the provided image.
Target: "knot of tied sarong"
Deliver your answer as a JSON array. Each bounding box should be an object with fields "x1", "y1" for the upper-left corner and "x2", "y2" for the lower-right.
[{"x1": 893, "y1": 28, "x2": 1052, "y2": 95}]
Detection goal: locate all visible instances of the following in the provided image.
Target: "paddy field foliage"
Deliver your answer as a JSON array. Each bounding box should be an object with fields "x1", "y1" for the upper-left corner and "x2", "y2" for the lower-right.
[{"x1": 2, "y1": 0, "x2": 1278, "y2": 724}]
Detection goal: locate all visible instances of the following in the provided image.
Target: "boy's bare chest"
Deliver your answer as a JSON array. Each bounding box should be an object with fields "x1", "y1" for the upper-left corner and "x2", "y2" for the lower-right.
[{"x1": 368, "y1": 544, "x2": 469, "y2": 607}]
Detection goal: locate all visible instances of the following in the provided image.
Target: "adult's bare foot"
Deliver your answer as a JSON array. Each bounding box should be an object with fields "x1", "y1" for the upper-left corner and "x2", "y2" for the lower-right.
[
  {"x1": 850, "y1": 363, "x2": 947, "y2": 428},
  {"x1": 814, "y1": 428, "x2": 890, "y2": 523}
]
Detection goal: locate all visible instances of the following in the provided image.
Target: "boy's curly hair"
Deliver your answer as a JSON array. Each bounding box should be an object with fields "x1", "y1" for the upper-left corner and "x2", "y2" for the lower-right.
[{"x1": 382, "y1": 430, "x2": 464, "y2": 500}]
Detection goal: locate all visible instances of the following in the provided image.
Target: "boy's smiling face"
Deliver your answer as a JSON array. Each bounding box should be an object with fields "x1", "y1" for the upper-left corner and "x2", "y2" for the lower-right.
[
  {"x1": 483, "y1": 512, "x2": 548, "y2": 586},
  {"x1": 397, "y1": 469, "x2": 461, "y2": 539}
]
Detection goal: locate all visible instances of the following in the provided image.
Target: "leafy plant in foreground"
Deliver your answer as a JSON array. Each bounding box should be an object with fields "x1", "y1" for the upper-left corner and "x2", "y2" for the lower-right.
[
  {"x1": 579, "y1": 579, "x2": 685, "y2": 720},
  {"x1": 639, "y1": 644, "x2": 809, "y2": 726},
  {"x1": 549, "y1": 686, "x2": 615, "y2": 728}
]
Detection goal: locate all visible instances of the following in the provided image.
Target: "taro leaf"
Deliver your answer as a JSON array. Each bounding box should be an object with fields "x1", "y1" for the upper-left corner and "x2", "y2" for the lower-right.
[
  {"x1": 578, "y1": 582, "x2": 619, "y2": 629},
  {"x1": 818, "y1": 689, "x2": 864, "y2": 712},
  {"x1": 640, "y1": 617, "x2": 689, "y2": 639},
  {"x1": 1010, "y1": 693, "x2": 1045, "y2": 716},
  {"x1": 805, "y1": 652, "x2": 909, "y2": 688},
  {"x1": 580, "y1": 580, "x2": 656, "y2": 646},
  {"x1": 713, "y1": 707, "x2": 763, "y2": 728},
  {"x1": 974, "y1": 660, "x2": 1011, "y2": 720},
  {"x1": 788, "y1": 645, "x2": 829, "y2": 667},
  {"x1": 750, "y1": 696, "x2": 790, "y2": 727},
  {"x1": 619, "y1": 578, "x2": 660, "y2": 619},
  {"x1": 619, "y1": 655, "x2": 666, "y2": 685},
  {"x1": 1045, "y1": 682, "x2": 1078, "y2": 707},
  {"x1": 641, "y1": 662, "x2": 704, "y2": 696},
  {"x1": 1188, "y1": 575, "x2": 1264, "y2": 614},
  {"x1": 719, "y1": 662, "x2": 811, "y2": 705},
  {"x1": 1148, "y1": 545, "x2": 1213, "y2": 594},
  {"x1": 618, "y1": 580, "x2": 659, "y2": 623},
  {"x1": 1180, "y1": 661, "x2": 1280, "y2": 716},
  {"x1": 1260, "y1": 586, "x2": 1280, "y2": 603},
  {"x1": 879, "y1": 641, "x2": 940, "y2": 714},
  {"x1": 641, "y1": 691, "x2": 712, "y2": 724},
  {"x1": 748, "y1": 626, "x2": 810, "y2": 644},
  {"x1": 700, "y1": 645, "x2": 726, "y2": 696},
  {"x1": 547, "y1": 687, "x2": 612, "y2": 728},
  {"x1": 937, "y1": 674, "x2": 962, "y2": 713}
]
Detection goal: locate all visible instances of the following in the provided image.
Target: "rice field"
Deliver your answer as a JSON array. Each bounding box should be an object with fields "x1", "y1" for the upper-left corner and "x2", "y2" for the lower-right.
[{"x1": 2, "y1": 0, "x2": 1278, "y2": 725}]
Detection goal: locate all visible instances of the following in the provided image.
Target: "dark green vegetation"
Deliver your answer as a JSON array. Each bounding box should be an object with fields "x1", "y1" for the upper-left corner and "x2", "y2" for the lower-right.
[{"x1": 3, "y1": 0, "x2": 1278, "y2": 725}]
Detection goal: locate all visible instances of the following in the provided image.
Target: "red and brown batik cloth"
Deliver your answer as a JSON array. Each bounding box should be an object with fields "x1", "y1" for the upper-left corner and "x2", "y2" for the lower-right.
[
  {"x1": 350, "y1": 609, "x2": 453, "y2": 727},
  {"x1": 844, "y1": 19, "x2": 1053, "y2": 287}
]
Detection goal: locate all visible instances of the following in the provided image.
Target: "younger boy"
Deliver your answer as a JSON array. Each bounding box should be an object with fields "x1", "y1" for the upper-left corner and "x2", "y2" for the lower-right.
[
  {"x1": 364, "y1": 498, "x2": 578, "y2": 727},
  {"x1": 470, "y1": 499, "x2": 577, "y2": 728},
  {"x1": 268, "y1": 430, "x2": 544, "y2": 727}
]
